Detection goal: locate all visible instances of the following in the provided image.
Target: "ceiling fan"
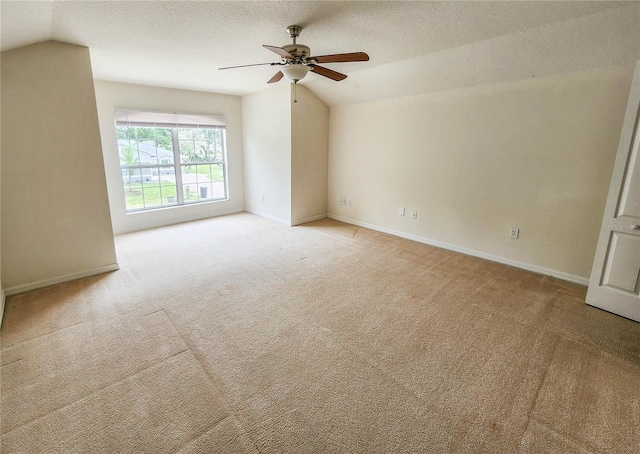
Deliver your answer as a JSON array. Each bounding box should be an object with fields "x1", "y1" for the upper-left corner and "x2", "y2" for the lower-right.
[{"x1": 218, "y1": 25, "x2": 369, "y2": 85}]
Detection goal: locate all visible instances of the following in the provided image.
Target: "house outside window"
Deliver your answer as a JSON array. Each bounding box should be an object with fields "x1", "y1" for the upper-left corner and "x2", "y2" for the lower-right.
[{"x1": 115, "y1": 110, "x2": 227, "y2": 212}]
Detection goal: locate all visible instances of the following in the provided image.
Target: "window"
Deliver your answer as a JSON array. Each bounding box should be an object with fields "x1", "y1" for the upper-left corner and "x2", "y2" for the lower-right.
[{"x1": 115, "y1": 110, "x2": 227, "y2": 212}]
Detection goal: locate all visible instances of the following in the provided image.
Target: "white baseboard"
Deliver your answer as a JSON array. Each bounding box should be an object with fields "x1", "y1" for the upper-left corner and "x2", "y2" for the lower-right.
[
  {"x1": 0, "y1": 287, "x2": 5, "y2": 328},
  {"x1": 245, "y1": 209, "x2": 290, "y2": 226},
  {"x1": 328, "y1": 214, "x2": 589, "y2": 286},
  {"x1": 292, "y1": 214, "x2": 328, "y2": 226},
  {"x1": 248, "y1": 211, "x2": 328, "y2": 227},
  {"x1": 3, "y1": 263, "x2": 121, "y2": 296},
  {"x1": 115, "y1": 207, "x2": 245, "y2": 234}
]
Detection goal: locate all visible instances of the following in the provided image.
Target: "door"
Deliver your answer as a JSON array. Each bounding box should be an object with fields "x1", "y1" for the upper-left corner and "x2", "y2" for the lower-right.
[{"x1": 586, "y1": 61, "x2": 640, "y2": 322}]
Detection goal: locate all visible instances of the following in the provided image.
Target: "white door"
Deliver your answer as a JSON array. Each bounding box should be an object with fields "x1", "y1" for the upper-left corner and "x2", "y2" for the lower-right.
[{"x1": 586, "y1": 61, "x2": 640, "y2": 322}]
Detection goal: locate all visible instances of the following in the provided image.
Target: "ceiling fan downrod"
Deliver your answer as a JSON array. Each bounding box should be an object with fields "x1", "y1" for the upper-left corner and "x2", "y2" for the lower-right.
[{"x1": 287, "y1": 25, "x2": 302, "y2": 45}]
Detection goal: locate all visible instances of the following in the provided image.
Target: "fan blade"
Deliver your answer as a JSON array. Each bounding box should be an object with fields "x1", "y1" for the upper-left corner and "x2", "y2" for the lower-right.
[
  {"x1": 263, "y1": 45, "x2": 294, "y2": 59},
  {"x1": 267, "y1": 71, "x2": 284, "y2": 84},
  {"x1": 219, "y1": 62, "x2": 278, "y2": 70},
  {"x1": 310, "y1": 65, "x2": 347, "y2": 81},
  {"x1": 309, "y1": 52, "x2": 369, "y2": 63}
]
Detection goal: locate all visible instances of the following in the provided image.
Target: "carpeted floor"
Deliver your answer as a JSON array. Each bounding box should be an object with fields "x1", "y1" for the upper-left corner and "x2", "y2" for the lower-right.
[{"x1": 1, "y1": 213, "x2": 639, "y2": 453}]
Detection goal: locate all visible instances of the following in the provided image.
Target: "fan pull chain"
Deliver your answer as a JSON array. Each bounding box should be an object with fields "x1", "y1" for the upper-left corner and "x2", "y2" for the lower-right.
[{"x1": 292, "y1": 81, "x2": 298, "y2": 103}]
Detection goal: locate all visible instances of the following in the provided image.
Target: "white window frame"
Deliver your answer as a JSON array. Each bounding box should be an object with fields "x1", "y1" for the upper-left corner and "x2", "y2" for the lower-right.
[{"x1": 115, "y1": 110, "x2": 228, "y2": 212}]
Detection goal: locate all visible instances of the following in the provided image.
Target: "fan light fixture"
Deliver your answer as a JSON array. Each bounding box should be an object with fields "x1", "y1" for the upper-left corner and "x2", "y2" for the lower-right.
[
  {"x1": 217, "y1": 24, "x2": 369, "y2": 101},
  {"x1": 281, "y1": 64, "x2": 310, "y2": 82}
]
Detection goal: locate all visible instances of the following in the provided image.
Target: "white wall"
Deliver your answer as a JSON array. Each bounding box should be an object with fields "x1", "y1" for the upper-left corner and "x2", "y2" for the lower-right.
[
  {"x1": 242, "y1": 84, "x2": 329, "y2": 226},
  {"x1": 328, "y1": 66, "x2": 633, "y2": 282},
  {"x1": 242, "y1": 84, "x2": 292, "y2": 224},
  {"x1": 291, "y1": 85, "x2": 329, "y2": 225},
  {"x1": 1, "y1": 41, "x2": 118, "y2": 293},
  {"x1": 94, "y1": 81, "x2": 244, "y2": 234}
]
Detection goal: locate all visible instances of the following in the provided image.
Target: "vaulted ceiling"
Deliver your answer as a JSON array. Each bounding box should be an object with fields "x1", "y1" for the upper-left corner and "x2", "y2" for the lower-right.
[{"x1": 1, "y1": 1, "x2": 638, "y2": 106}]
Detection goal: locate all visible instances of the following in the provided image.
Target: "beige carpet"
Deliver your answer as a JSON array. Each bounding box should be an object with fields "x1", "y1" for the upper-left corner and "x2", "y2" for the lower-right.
[{"x1": 1, "y1": 213, "x2": 639, "y2": 453}]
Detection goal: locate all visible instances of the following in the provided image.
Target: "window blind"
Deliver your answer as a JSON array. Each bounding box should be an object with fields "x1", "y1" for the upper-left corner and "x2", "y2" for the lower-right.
[{"x1": 115, "y1": 110, "x2": 225, "y2": 128}]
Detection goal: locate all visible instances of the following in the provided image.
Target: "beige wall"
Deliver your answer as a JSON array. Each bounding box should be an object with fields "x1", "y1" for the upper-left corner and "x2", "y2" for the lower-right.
[
  {"x1": 242, "y1": 84, "x2": 292, "y2": 224},
  {"x1": 0, "y1": 80, "x2": 3, "y2": 322},
  {"x1": 328, "y1": 67, "x2": 632, "y2": 281},
  {"x1": 1, "y1": 41, "x2": 117, "y2": 292},
  {"x1": 291, "y1": 85, "x2": 329, "y2": 225},
  {"x1": 243, "y1": 84, "x2": 329, "y2": 225},
  {"x1": 94, "y1": 81, "x2": 245, "y2": 234}
]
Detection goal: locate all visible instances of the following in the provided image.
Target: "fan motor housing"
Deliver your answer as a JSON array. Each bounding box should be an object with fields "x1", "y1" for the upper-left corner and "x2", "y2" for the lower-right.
[{"x1": 282, "y1": 44, "x2": 310, "y2": 59}]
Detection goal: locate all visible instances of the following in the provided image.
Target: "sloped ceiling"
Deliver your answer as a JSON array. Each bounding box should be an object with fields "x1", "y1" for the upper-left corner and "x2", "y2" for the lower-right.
[{"x1": 1, "y1": 1, "x2": 638, "y2": 106}]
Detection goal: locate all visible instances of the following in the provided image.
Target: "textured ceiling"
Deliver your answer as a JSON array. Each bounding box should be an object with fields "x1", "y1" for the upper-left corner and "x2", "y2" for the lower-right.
[{"x1": 1, "y1": 1, "x2": 639, "y2": 106}]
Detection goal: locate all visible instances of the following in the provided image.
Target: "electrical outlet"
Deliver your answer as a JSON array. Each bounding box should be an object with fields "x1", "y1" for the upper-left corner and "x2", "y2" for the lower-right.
[
  {"x1": 510, "y1": 228, "x2": 519, "y2": 239},
  {"x1": 411, "y1": 210, "x2": 418, "y2": 220},
  {"x1": 261, "y1": 194, "x2": 265, "y2": 201},
  {"x1": 399, "y1": 207, "x2": 405, "y2": 216},
  {"x1": 347, "y1": 199, "x2": 352, "y2": 206}
]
